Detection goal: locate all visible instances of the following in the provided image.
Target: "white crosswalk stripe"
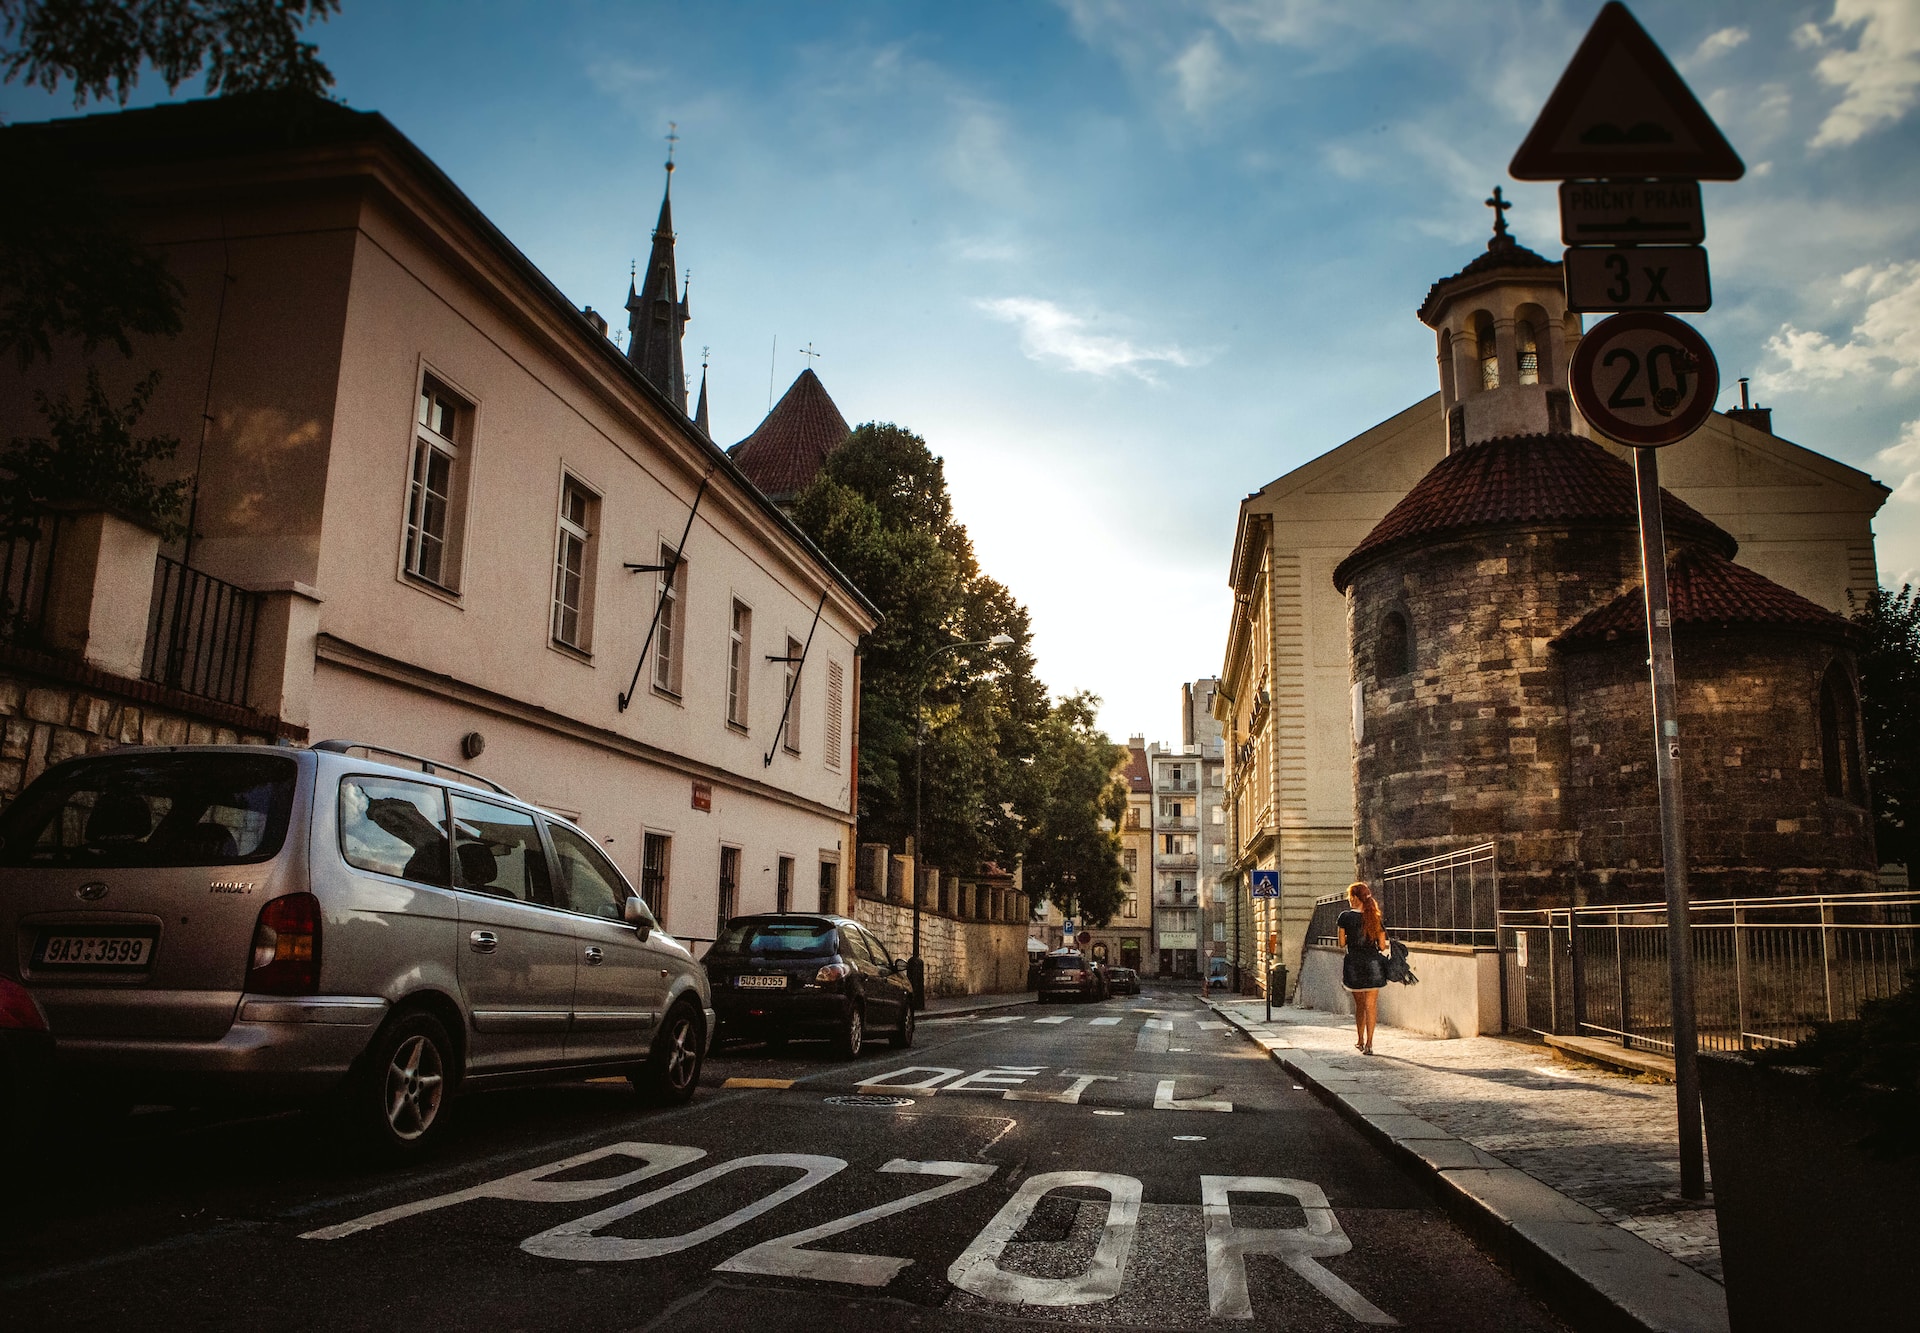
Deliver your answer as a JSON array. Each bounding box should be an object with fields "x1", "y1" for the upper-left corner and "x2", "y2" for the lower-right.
[
  {"x1": 1089, "y1": 1017, "x2": 1121, "y2": 1026},
  {"x1": 1033, "y1": 1015, "x2": 1070, "y2": 1025}
]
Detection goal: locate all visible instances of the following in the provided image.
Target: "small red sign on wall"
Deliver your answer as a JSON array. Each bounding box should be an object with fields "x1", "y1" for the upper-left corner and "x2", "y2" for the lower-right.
[{"x1": 691, "y1": 781, "x2": 712, "y2": 812}]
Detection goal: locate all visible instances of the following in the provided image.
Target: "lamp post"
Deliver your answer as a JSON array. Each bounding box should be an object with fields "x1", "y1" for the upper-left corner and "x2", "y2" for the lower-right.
[{"x1": 911, "y1": 632, "x2": 1015, "y2": 1008}]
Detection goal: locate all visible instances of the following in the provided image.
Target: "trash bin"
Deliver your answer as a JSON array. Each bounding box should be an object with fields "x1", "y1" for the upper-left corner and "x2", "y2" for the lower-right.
[{"x1": 1265, "y1": 965, "x2": 1288, "y2": 1020}]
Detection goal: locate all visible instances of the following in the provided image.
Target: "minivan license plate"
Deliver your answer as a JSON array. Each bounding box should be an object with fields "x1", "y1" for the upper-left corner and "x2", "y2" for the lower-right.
[
  {"x1": 37, "y1": 934, "x2": 154, "y2": 967},
  {"x1": 736, "y1": 975, "x2": 786, "y2": 990}
]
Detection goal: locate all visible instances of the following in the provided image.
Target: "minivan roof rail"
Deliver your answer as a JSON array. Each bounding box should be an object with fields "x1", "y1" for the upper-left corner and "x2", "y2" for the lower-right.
[{"x1": 309, "y1": 740, "x2": 519, "y2": 800}]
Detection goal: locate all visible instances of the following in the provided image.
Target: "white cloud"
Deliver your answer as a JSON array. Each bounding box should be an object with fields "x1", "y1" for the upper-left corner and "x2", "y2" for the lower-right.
[
  {"x1": 1761, "y1": 261, "x2": 1920, "y2": 389},
  {"x1": 1805, "y1": 0, "x2": 1920, "y2": 149},
  {"x1": 1171, "y1": 30, "x2": 1233, "y2": 113},
  {"x1": 1880, "y1": 417, "x2": 1920, "y2": 504},
  {"x1": 1688, "y1": 26, "x2": 1749, "y2": 67},
  {"x1": 976, "y1": 297, "x2": 1201, "y2": 381}
]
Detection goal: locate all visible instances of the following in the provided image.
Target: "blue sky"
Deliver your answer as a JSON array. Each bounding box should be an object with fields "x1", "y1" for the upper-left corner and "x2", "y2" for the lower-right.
[{"x1": 6, "y1": 1, "x2": 1917, "y2": 745}]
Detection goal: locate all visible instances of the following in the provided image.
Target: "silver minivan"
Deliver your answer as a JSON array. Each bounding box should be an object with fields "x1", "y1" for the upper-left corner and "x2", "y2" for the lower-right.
[{"x1": 0, "y1": 741, "x2": 713, "y2": 1154}]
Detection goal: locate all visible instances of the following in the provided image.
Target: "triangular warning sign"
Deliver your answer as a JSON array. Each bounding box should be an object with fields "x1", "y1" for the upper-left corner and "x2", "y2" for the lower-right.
[{"x1": 1511, "y1": 2, "x2": 1744, "y2": 180}]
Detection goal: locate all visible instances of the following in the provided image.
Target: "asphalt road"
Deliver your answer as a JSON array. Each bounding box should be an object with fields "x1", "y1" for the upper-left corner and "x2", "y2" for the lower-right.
[{"x1": 3, "y1": 985, "x2": 1567, "y2": 1330}]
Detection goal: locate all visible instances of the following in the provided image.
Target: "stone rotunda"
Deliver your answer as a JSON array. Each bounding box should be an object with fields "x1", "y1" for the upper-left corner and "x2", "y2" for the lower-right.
[{"x1": 1333, "y1": 218, "x2": 1877, "y2": 910}]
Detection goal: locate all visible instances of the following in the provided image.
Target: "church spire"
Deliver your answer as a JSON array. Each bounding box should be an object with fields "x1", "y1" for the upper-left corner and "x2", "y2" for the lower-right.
[
  {"x1": 694, "y1": 348, "x2": 711, "y2": 437},
  {"x1": 625, "y1": 124, "x2": 689, "y2": 413}
]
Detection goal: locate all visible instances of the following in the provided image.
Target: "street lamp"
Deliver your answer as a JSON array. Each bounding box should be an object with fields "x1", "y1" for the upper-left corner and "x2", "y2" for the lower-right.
[{"x1": 910, "y1": 631, "x2": 1015, "y2": 1008}]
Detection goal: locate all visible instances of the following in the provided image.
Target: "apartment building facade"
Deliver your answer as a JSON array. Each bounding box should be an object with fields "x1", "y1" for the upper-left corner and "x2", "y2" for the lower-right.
[{"x1": 0, "y1": 97, "x2": 877, "y2": 946}]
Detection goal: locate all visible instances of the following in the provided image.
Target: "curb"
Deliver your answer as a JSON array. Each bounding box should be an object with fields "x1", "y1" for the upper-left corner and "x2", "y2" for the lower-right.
[
  {"x1": 919, "y1": 994, "x2": 1036, "y2": 1021},
  {"x1": 1207, "y1": 1001, "x2": 1728, "y2": 1333}
]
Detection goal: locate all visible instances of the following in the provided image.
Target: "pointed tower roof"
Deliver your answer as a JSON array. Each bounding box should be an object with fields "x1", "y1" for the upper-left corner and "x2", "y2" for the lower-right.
[
  {"x1": 693, "y1": 361, "x2": 710, "y2": 438},
  {"x1": 626, "y1": 154, "x2": 688, "y2": 412},
  {"x1": 728, "y1": 368, "x2": 852, "y2": 504}
]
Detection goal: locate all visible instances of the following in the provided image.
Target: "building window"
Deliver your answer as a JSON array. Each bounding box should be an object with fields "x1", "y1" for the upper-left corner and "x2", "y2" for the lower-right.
[
  {"x1": 776, "y1": 855, "x2": 794, "y2": 913},
  {"x1": 726, "y1": 599, "x2": 752, "y2": 729},
  {"x1": 1125, "y1": 808, "x2": 1142, "y2": 830},
  {"x1": 1819, "y1": 663, "x2": 1865, "y2": 803},
  {"x1": 781, "y1": 635, "x2": 803, "y2": 755},
  {"x1": 1517, "y1": 318, "x2": 1540, "y2": 385},
  {"x1": 652, "y1": 544, "x2": 686, "y2": 696},
  {"x1": 1124, "y1": 895, "x2": 1137, "y2": 919},
  {"x1": 551, "y1": 475, "x2": 598, "y2": 650},
  {"x1": 1123, "y1": 848, "x2": 1137, "y2": 875},
  {"x1": 718, "y1": 845, "x2": 740, "y2": 931},
  {"x1": 1213, "y1": 921, "x2": 1226, "y2": 942},
  {"x1": 405, "y1": 375, "x2": 470, "y2": 590},
  {"x1": 1376, "y1": 610, "x2": 1412, "y2": 681},
  {"x1": 1475, "y1": 312, "x2": 1498, "y2": 391},
  {"x1": 817, "y1": 858, "x2": 838, "y2": 913},
  {"x1": 1212, "y1": 806, "x2": 1225, "y2": 824},
  {"x1": 825, "y1": 659, "x2": 844, "y2": 770},
  {"x1": 641, "y1": 832, "x2": 671, "y2": 922}
]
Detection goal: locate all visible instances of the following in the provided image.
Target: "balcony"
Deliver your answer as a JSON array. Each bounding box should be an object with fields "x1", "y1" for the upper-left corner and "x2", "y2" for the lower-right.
[
  {"x1": 1156, "y1": 815, "x2": 1198, "y2": 832},
  {"x1": 1156, "y1": 778, "x2": 1198, "y2": 793},
  {"x1": 1155, "y1": 852, "x2": 1199, "y2": 871}
]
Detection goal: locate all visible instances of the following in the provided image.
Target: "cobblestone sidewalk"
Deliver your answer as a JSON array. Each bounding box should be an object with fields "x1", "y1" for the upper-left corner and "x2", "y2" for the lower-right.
[{"x1": 1217, "y1": 1001, "x2": 1722, "y2": 1283}]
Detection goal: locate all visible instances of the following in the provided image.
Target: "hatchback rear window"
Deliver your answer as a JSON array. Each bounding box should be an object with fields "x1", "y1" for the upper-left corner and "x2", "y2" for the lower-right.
[
  {"x1": 0, "y1": 753, "x2": 298, "y2": 868},
  {"x1": 710, "y1": 920, "x2": 839, "y2": 958},
  {"x1": 1042, "y1": 955, "x2": 1087, "y2": 972}
]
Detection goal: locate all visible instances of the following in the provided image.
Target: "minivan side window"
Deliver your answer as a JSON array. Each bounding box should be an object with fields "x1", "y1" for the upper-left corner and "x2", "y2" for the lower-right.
[
  {"x1": 547, "y1": 822, "x2": 633, "y2": 921},
  {"x1": 451, "y1": 795, "x2": 552, "y2": 904},
  {"x1": 340, "y1": 776, "x2": 450, "y2": 884}
]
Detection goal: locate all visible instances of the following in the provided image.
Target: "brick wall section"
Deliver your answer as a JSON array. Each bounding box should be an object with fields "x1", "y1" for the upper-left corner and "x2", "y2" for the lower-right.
[
  {"x1": 1562, "y1": 631, "x2": 1877, "y2": 900},
  {"x1": 1349, "y1": 524, "x2": 1639, "y2": 908},
  {"x1": 1, "y1": 657, "x2": 292, "y2": 809}
]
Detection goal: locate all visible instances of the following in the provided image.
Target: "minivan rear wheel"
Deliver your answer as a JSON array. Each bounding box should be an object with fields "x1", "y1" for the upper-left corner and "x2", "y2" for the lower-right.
[{"x1": 347, "y1": 1010, "x2": 453, "y2": 1158}]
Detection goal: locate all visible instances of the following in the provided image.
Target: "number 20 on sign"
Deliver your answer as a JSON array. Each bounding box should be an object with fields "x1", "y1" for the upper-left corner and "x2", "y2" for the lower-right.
[{"x1": 1569, "y1": 311, "x2": 1720, "y2": 448}]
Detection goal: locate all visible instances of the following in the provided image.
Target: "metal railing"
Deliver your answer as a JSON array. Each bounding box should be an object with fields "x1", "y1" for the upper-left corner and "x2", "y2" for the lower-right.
[
  {"x1": 1501, "y1": 893, "x2": 1919, "y2": 1053},
  {"x1": 142, "y1": 556, "x2": 259, "y2": 706},
  {"x1": 1307, "y1": 892, "x2": 1347, "y2": 947},
  {"x1": 1, "y1": 513, "x2": 62, "y2": 647},
  {"x1": 1379, "y1": 842, "x2": 1499, "y2": 946},
  {"x1": 1155, "y1": 852, "x2": 1199, "y2": 870}
]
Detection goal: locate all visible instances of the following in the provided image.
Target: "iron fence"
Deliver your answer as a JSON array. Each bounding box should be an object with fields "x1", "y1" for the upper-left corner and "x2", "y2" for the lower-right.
[
  {"x1": 1, "y1": 513, "x2": 62, "y2": 647},
  {"x1": 1379, "y1": 842, "x2": 1499, "y2": 946},
  {"x1": 1501, "y1": 893, "x2": 1919, "y2": 1053},
  {"x1": 1306, "y1": 893, "x2": 1347, "y2": 947},
  {"x1": 142, "y1": 556, "x2": 259, "y2": 706}
]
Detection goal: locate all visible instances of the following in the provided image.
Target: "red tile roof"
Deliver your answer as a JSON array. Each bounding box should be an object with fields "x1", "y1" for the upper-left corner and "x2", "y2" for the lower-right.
[
  {"x1": 1555, "y1": 547, "x2": 1849, "y2": 647},
  {"x1": 1333, "y1": 432, "x2": 1735, "y2": 591},
  {"x1": 1123, "y1": 745, "x2": 1150, "y2": 791},
  {"x1": 728, "y1": 369, "x2": 851, "y2": 501}
]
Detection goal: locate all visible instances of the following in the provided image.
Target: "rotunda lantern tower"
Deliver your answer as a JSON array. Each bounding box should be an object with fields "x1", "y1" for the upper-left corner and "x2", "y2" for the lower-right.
[{"x1": 1418, "y1": 188, "x2": 1582, "y2": 452}]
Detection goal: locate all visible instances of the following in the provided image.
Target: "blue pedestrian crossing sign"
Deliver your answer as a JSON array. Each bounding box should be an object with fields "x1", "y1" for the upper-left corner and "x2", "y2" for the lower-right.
[{"x1": 1250, "y1": 870, "x2": 1280, "y2": 899}]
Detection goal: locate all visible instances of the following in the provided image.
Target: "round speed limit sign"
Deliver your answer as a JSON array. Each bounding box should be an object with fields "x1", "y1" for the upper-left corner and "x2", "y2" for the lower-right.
[{"x1": 1570, "y1": 311, "x2": 1720, "y2": 447}]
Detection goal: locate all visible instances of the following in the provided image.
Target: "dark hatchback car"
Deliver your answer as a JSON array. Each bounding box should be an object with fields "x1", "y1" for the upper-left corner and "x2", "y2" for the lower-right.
[
  {"x1": 1107, "y1": 966, "x2": 1141, "y2": 996},
  {"x1": 1037, "y1": 950, "x2": 1105, "y2": 1002},
  {"x1": 704, "y1": 915, "x2": 914, "y2": 1058}
]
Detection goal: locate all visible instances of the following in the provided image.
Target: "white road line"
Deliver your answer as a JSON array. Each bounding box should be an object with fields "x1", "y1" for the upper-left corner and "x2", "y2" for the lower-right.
[
  {"x1": 949, "y1": 1172, "x2": 1142, "y2": 1307},
  {"x1": 1144, "y1": 1018, "x2": 1174, "y2": 1030},
  {"x1": 1089, "y1": 1017, "x2": 1122, "y2": 1026},
  {"x1": 1155, "y1": 1079, "x2": 1233, "y2": 1113},
  {"x1": 1004, "y1": 1074, "x2": 1118, "y2": 1105},
  {"x1": 1033, "y1": 1015, "x2": 1071, "y2": 1025},
  {"x1": 976, "y1": 1016, "x2": 1022, "y2": 1024},
  {"x1": 1197, "y1": 1021, "x2": 1229, "y2": 1030}
]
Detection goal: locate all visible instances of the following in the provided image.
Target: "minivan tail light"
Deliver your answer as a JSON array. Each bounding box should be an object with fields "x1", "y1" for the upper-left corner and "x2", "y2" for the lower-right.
[
  {"x1": 814, "y1": 962, "x2": 852, "y2": 986},
  {"x1": 247, "y1": 893, "x2": 321, "y2": 995},
  {"x1": 0, "y1": 979, "x2": 48, "y2": 1031}
]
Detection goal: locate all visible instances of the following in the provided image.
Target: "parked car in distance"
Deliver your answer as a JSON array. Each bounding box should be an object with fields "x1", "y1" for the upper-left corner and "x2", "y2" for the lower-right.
[
  {"x1": 1207, "y1": 958, "x2": 1232, "y2": 992},
  {"x1": 0, "y1": 741, "x2": 712, "y2": 1157},
  {"x1": 704, "y1": 914, "x2": 914, "y2": 1057},
  {"x1": 1107, "y1": 966, "x2": 1141, "y2": 996},
  {"x1": 1037, "y1": 949, "x2": 1105, "y2": 1002}
]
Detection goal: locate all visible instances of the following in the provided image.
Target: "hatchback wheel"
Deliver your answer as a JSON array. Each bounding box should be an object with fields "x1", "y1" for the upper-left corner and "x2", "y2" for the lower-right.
[
  {"x1": 835, "y1": 1006, "x2": 865, "y2": 1060},
  {"x1": 634, "y1": 1002, "x2": 704, "y2": 1105},
  {"x1": 890, "y1": 1005, "x2": 915, "y2": 1049},
  {"x1": 349, "y1": 1010, "x2": 453, "y2": 1157}
]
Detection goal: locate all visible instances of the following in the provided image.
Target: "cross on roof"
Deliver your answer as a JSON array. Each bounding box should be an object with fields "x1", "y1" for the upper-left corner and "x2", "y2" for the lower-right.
[
  {"x1": 1485, "y1": 185, "x2": 1512, "y2": 239},
  {"x1": 665, "y1": 121, "x2": 678, "y2": 171},
  {"x1": 799, "y1": 342, "x2": 821, "y2": 363}
]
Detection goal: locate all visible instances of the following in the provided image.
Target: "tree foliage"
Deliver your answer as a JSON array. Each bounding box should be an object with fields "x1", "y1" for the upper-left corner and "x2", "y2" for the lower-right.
[
  {"x1": 792, "y1": 423, "x2": 1052, "y2": 876},
  {"x1": 1020, "y1": 692, "x2": 1129, "y2": 928},
  {"x1": 1, "y1": 0, "x2": 338, "y2": 106},
  {"x1": 3, "y1": 368, "x2": 188, "y2": 539},
  {"x1": 1854, "y1": 584, "x2": 1919, "y2": 872}
]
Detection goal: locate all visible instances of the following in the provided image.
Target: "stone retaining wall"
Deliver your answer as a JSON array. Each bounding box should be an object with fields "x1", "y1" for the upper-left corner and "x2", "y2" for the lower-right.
[{"x1": 852, "y1": 894, "x2": 1030, "y2": 999}]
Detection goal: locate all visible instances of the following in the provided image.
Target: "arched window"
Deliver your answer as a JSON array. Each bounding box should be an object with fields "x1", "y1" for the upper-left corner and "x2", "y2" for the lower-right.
[
  {"x1": 1376, "y1": 610, "x2": 1411, "y2": 683},
  {"x1": 1475, "y1": 313, "x2": 1498, "y2": 391},
  {"x1": 1819, "y1": 663, "x2": 1865, "y2": 803},
  {"x1": 1516, "y1": 319, "x2": 1540, "y2": 385}
]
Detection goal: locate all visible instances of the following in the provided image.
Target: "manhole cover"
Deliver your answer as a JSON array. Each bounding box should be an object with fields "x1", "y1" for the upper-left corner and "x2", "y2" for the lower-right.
[{"x1": 823, "y1": 1094, "x2": 915, "y2": 1108}]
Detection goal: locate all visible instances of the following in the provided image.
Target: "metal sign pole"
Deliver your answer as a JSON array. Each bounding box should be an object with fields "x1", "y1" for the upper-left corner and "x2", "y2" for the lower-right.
[{"x1": 1631, "y1": 445, "x2": 1706, "y2": 1201}]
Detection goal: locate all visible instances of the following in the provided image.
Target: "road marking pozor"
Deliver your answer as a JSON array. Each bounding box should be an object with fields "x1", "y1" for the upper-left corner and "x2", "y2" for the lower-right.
[
  {"x1": 1202, "y1": 1175, "x2": 1396, "y2": 1324},
  {"x1": 948, "y1": 1171, "x2": 1142, "y2": 1306}
]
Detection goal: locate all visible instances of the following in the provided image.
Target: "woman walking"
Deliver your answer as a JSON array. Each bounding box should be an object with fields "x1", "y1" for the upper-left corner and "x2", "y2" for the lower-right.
[{"x1": 1337, "y1": 881, "x2": 1389, "y2": 1054}]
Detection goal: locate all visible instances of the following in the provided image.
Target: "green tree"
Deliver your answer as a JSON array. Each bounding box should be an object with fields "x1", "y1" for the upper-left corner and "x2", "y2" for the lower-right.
[
  {"x1": 3, "y1": 368, "x2": 187, "y2": 539},
  {"x1": 1854, "y1": 584, "x2": 1919, "y2": 873},
  {"x1": 792, "y1": 423, "x2": 1048, "y2": 874},
  {"x1": 1020, "y1": 693, "x2": 1128, "y2": 927}
]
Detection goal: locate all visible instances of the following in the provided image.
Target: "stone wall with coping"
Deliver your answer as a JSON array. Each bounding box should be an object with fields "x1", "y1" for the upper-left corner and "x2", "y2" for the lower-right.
[
  {"x1": 853, "y1": 842, "x2": 1032, "y2": 998},
  {"x1": 1297, "y1": 942, "x2": 1503, "y2": 1037}
]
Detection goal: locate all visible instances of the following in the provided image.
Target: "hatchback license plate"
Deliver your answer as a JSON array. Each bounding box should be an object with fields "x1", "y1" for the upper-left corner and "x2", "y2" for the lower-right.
[
  {"x1": 736, "y1": 975, "x2": 786, "y2": 990},
  {"x1": 38, "y1": 933, "x2": 155, "y2": 967}
]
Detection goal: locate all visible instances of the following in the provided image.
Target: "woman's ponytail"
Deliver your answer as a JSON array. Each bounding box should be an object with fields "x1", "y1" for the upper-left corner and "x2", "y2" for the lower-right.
[{"x1": 1349, "y1": 881, "x2": 1387, "y2": 948}]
